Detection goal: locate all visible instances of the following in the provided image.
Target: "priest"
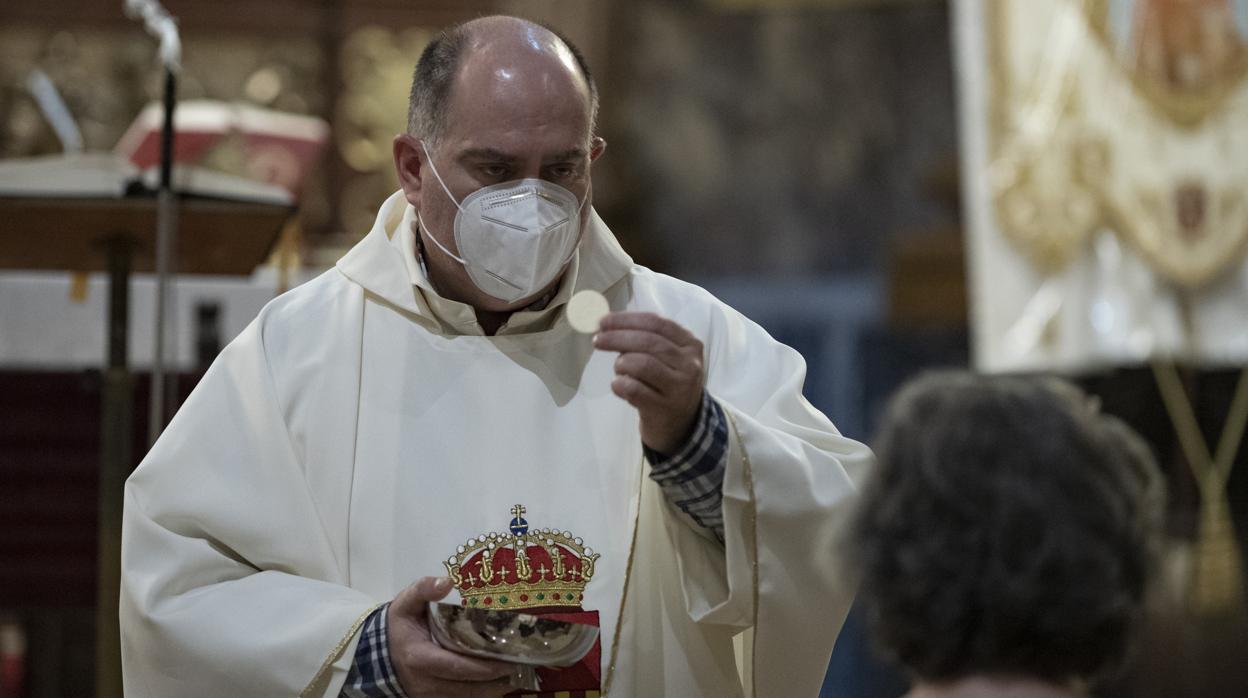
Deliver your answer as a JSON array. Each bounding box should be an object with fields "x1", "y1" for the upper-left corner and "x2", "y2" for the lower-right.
[{"x1": 120, "y1": 15, "x2": 872, "y2": 697}]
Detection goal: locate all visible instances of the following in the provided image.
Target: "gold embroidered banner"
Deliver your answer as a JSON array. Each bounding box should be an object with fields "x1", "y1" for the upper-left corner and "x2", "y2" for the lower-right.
[
  {"x1": 992, "y1": 0, "x2": 1248, "y2": 285},
  {"x1": 957, "y1": 0, "x2": 1248, "y2": 371}
]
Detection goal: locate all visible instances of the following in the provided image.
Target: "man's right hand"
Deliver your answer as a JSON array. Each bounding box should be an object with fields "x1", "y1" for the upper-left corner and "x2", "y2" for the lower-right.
[{"x1": 387, "y1": 576, "x2": 516, "y2": 697}]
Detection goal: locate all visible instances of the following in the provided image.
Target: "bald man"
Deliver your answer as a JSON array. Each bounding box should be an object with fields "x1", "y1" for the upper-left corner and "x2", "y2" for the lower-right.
[{"x1": 120, "y1": 16, "x2": 872, "y2": 697}]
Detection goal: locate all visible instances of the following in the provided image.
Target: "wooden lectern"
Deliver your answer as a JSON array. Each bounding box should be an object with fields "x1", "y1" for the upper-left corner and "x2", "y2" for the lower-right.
[{"x1": 0, "y1": 154, "x2": 293, "y2": 697}]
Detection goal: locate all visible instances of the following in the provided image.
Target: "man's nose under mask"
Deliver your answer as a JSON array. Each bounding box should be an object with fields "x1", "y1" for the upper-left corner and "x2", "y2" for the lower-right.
[{"x1": 418, "y1": 143, "x2": 589, "y2": 303}]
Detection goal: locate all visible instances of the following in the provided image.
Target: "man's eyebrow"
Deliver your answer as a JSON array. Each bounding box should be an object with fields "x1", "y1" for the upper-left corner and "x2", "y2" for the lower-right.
[
  {"x1": 457, "y1": 147, "x2": 588, "y2": 163},
  {"x1": 544, "y1": 148, "x2": 588, "y2": 161},
  {"x1": 458, "y1": 148, "x2": 517, "y2": 162}
]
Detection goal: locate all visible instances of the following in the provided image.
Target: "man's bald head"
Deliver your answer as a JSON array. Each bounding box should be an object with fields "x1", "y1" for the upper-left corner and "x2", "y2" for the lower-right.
[{"x1": 407, "y1": 15, "x2": 599, "y2": 147}]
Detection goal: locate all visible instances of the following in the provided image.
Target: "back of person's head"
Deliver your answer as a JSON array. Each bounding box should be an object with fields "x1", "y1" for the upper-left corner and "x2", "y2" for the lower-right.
[{"x1": 849, "y1": 371, "x2": 1165, "y2": 687}]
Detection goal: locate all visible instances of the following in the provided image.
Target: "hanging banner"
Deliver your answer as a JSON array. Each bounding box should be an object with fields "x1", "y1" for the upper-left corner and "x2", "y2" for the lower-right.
[{"x1": 955, "y1": 0, "x2": 1248, "y2": 372}]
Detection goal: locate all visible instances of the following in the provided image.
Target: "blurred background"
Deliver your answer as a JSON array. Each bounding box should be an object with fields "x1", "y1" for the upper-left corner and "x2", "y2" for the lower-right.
[{"x1": 0, "y1": 0, "x2": 1244, "y2": 695}]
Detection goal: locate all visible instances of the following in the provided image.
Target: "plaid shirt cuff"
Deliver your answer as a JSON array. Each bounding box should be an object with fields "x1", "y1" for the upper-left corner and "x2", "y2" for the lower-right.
[
  {"x1": 644, "y1": 391, "x2": 729, "y2": 542},
  {"x1": 342, "y1": 603, "x2": 407, "y2": 698}
]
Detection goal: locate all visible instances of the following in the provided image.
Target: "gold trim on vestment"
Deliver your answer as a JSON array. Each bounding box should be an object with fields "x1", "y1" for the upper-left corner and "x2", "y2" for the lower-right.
[
  {"x1": 299, "y1": 602, "x2": 384, "y2": 697},
  {"x1": 724, "y1": 410, "x2": 760, "y2": 698},
  {"x1": 600, "y1": 455, "x2": 647, "y2": 696}
]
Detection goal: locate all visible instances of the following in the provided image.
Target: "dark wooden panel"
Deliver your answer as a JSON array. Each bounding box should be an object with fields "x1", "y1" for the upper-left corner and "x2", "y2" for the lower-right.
[{"x1": 0, "y1": 370, "x2": 202, "y2": 609}]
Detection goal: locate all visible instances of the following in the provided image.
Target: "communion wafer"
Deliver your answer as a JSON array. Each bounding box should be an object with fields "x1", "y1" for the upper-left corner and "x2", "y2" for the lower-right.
[{"x1": 567, "y1": 289, "x2": 609, "y2": 334}]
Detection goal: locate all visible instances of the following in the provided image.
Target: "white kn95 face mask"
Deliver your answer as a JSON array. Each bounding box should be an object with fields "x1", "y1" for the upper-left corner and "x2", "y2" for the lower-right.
[{"x1": 418, "y1": 142, "x2": 588, "y2": 303}]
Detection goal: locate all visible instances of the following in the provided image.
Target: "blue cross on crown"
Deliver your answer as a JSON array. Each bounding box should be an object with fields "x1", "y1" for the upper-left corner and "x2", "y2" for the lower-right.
[{"x1": 509, "y1": 503, "x2": 529, "y2": 536}]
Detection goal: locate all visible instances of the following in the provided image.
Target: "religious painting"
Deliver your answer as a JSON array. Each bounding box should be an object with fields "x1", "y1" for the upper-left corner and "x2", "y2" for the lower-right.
[
  {"x1": 957, "y1": 0, "x2": 1248, "y2": 372},
  {"x1": 1088, "y1": 0, "x2": 1248, "y2": 123}
]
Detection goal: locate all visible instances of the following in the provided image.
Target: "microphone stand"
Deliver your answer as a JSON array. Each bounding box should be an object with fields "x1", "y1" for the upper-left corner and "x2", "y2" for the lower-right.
[
  {"x1": 125, "y1": 0, "x2": 182, "y2": 445},
  {"x1": 92, "y1": 3, "x2": 180, "y2": 696}
]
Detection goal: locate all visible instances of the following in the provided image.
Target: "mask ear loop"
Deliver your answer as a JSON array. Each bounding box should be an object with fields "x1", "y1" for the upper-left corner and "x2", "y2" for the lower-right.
[
  {"x1": 557, "y1": 177, "x2": 592, "y2": 268},
  {"x1": 419, "y1": 141, "x2": 465, "y2": 212},
  {"x1": 416, "y1": 141, "x2": 468, "y2": 265}
]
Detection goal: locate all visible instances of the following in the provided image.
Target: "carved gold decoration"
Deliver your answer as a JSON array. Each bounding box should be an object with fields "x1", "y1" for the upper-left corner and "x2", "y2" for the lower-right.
[
  {"x1": 987, "y1": 0, "x2": 1248, "y2": 287},
  {"x1": 336, "y1": 26, "x2": 432, "y2": 237}
]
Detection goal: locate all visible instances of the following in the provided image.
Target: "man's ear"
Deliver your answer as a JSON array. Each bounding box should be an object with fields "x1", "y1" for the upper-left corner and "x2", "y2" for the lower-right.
[
  {"x1": 589, "y1": 136, "x2": 607, "y2": 162},
  {"x1": 393, "y1": 133, "x2": 424, "y2": 205}
]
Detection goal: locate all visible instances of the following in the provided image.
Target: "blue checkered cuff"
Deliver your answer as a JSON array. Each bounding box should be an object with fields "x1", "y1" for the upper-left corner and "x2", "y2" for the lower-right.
[
  {"x1": 644, "y1": 391, "x2": 729, "y2": 543},
  {"x1": 341, "y1": 603, "x2": 406, "y2": 697}
]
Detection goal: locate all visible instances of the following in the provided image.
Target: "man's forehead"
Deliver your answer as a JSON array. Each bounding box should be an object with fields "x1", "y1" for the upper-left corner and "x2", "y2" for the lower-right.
[{"x1": 435, "y1": 20, "x2": 594, "y2": 154}]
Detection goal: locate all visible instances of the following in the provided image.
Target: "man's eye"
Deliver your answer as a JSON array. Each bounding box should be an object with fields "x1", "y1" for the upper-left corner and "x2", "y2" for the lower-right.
[
  {"x1": 547, "y1": 165, "x2": 575, "y2": 179},
  {"x1": 481, "y1": 165, "x2": 509, "y2": 178}
]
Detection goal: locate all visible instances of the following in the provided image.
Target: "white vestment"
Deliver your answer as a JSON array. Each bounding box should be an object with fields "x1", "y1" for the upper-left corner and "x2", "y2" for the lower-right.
[{"x1": 120, "y1": 191, "x2": 873, "y2": 697}]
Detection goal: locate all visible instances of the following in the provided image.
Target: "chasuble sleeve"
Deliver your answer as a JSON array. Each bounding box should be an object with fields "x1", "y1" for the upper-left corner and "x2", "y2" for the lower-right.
[
  {"x1": 657, "y1": 290, "x2": 874, "y2": 698},
  {"x1": 120, "y1": 317, "x2": 378, "y2": 697}
]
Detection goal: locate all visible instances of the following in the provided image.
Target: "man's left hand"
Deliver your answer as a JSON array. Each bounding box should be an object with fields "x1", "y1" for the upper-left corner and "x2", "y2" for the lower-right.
[{"x1": 594, "y1": 312, "x2": 705, "y2": 455}]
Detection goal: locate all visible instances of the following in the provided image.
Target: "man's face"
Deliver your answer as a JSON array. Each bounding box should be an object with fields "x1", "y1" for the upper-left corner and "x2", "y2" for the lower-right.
[{"x1": 399, "y1": 42, "x2": 604, "y2": 311}]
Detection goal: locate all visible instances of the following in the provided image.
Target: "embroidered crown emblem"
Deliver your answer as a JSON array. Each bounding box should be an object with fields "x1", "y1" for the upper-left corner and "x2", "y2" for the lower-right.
[{"x1": 444, "y1": 505, "x2": 601, "y2": 611}]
